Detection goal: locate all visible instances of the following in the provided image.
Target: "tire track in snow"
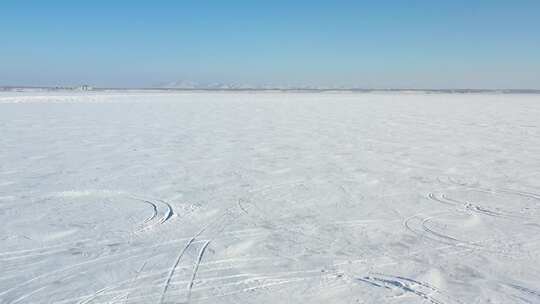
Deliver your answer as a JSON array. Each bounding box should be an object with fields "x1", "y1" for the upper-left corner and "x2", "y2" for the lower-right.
[
  {"x1": 404, "y1": 211, "x2": 495, "y2": 251},
  {"x1": 158, "y1": 200, "x2": 175, "y2": 224},
  {"x1": 237, "y1": 198, "x2": 249, "y2": 215},
  {"x1": 132, "y1": 198, "x2": 174, "y2": 233},
  {"x1": 141, "y1": 201, "x2": 158, "y2": 223},
  {"x1": 427, "y1": 193, "x2": 456, "y2": 207},
  {"x1": 4, "y1": 250, "x2": 156, "y2": 304},
  {"x1": 507, "y1": 283, "x2": 540, "y2": 298},
  {"x1": 421, "y1": 216, "x2": 466, "y2": 244},
  {"x1": 103, "y1": 269, "x2": 340, "y2": 303},
  {"x1": 0, "y1": 236, "x2": 206, "y2": 301},
  {"x1": 191, "y1": 277, "x2": 310, "y2": 301},
  {"x1": 76, "y1": 261, "x2": 149, "y2": 304},
  {"x1": 56, "y1": 261, "x2": 314, "y2": 303},
  {"x1": 357, "y1": 273, "x2": 461, "y2": 304},
  {"x1": 122, "y1": 260, "x2": 148, "y2": 304},
  {"x1": 403, "y1": 210, "x2": 537, "y2": 259},
  {"x1": 0, "y1": 238, "x2": 95, "y2": 258},
  {"x1": 436, "y1": 176, "x2": 540, "y2": 203},
  {"x1": 186, "y1": 241, "x2": 211, "y2": 302},
  {"x1": 499, "y1": 188, "x2": 540, "y2": 201},
  {"x1": 159, "y1": 227, "x2": 207, "y2": 304},
  {"x1": 159, "y1": 238, "x2": 197, "y2": 304},
  {"x1": 427, "y1": 192, "x2": 534, "y2": 220},
  {"x1": 403, "y1": 212, "x2": 466, "y2": 247}
]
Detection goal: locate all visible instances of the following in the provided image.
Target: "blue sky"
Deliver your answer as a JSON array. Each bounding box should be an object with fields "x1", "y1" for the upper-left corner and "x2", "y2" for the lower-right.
[{"x1": 1, "y1": 1, "x2": 539, "y2": 88}]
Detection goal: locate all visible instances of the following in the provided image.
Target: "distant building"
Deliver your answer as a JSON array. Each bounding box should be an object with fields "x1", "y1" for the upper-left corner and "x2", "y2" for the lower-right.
[{"x1": 77, "y1": 85, "x2": 93, "y2": 91}]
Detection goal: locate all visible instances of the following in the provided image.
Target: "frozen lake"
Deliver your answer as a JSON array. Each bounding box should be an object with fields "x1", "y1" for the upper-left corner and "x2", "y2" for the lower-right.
[{"x1": 1, "y1": 91, "x2": 540, "y2": 303}]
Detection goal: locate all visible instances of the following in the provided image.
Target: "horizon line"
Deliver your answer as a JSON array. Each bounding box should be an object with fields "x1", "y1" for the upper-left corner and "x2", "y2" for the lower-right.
[{"x1": 1, "y1": 85, "x2": 540, "y2": 94}]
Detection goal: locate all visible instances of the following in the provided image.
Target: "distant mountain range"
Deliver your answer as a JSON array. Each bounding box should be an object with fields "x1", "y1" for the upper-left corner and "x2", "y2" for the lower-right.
[
  {"x1": 156, "y1": 81, "x2": 254, "y2": 90},
  {"x1": 154, "y1": 81, "x2": 350, "y2": 90},
  {"x1": 152, "y1": 81, "x2": 540, "y2": 93},
  {"x1": 2, "y1": 82, "x2": 540, "y2": 94}
]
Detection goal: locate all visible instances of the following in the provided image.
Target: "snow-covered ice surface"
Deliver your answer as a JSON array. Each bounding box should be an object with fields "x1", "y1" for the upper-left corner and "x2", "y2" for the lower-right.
[{"x1": 1, "y1": 91, "x2": 540, "y2": 304}]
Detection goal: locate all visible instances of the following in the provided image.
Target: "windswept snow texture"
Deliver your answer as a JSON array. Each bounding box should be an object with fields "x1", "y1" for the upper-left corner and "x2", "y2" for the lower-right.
[{"x1": 1, "y1": 91, "x2": 540, "y2": 304}]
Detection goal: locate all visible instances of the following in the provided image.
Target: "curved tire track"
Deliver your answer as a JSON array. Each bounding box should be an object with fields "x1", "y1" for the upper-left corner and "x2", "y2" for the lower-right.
[
  {"x1": 133, "y1": 199, "x2": 175, "y2": 233},
  {"x1": 357, "y1": 273, "x2": 462, "y2": 304}
]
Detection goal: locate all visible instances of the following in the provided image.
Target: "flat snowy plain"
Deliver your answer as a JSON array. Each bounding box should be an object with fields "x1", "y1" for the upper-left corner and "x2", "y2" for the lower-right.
[{"x1": 1, "y1": 91, "x2": 539, "y2": 304}]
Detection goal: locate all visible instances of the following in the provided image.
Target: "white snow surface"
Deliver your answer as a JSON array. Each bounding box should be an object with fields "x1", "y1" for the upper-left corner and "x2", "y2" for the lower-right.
[{"x1": 1, "y1": 91, "x2": 540, "y2": 303}]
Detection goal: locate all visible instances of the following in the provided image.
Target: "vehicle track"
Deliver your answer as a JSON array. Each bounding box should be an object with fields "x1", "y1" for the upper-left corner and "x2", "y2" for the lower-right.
[
  {"x1": 427, "y1": 192, "x2": 534, "y2": 220},
  {"x1": 132, "y1": 198, "x2": 174, "y2": 233},
  {"x1": 186, "y1": 241, "x2": 211, "y2": 302},
  {"x1": 357, "y1": 273, "x2": 461, "y2": 304},
  {"x1": 159, "y1": 235, "x2": 198, "y2": 304},
  {"x1": 437, "y1": 176, "x2": 540, "y2": 203},
  {"x1": 403, "y1": 212, "x2": 469, "y2": 247},
  {"x1": 0, "y1": 236, "x2": 205, "y2": 301},
  {"x1": 157, "y1": 219, "x2": 217, "y2": 304},
  {"x1": 506, "y1": 283, "x2": 540, "y2": 298}
]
